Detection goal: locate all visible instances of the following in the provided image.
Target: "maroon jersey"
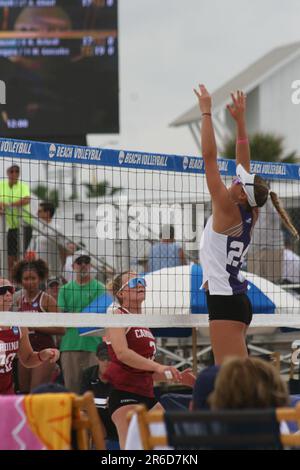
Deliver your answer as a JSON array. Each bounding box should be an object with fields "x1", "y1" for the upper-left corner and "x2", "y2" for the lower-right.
[
  {"x1": 104, "y1": 307, "x2": 157, "y2": 397},
  {"x1": 0, "y1": 327, "x2": 21, "y2": 394},
  {"x1": 19, "y1": 291, "x2": 55, "y2": 350},
  {"x1": 19, "y1": 290, "x2": 45, "y2": 313}
]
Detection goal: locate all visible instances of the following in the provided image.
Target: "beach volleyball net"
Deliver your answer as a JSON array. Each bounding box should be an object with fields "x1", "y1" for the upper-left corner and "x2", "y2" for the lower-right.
[{"x1": 0, "y1": 137, "x2": 300, "y2": 330}]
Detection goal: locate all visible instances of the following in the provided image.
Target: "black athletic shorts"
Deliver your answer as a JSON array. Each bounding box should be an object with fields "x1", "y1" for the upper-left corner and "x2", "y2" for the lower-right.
[
  {"x1": 205, "y1": 291, "x2": 253, "y2": 325},
  {"x1": 108, "y1": 389, "x2": 158, "y2": 416}
]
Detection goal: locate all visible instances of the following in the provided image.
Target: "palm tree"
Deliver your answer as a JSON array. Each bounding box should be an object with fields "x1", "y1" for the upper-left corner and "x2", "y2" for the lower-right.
[
  {"x1": 222, "y1": 132, "x2": 297, "y2": 163},
  {"x1": 83, "y1": 181, "x2": 122, "y2": 198},
  {"x1": 32, "y1": 185, "x2": 60, "y2": 208}
]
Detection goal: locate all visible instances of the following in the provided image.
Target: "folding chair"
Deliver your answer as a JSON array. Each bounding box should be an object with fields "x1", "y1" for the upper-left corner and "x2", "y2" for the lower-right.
[
  {"x1": 130, "y1": 405, "x2": 167, "y2": 450},
  {"x1": 72, "y1": 392, "x2": 106, "y2": 450},
  {"x1": 276, "y1": 405, "x2": 300, "y2": 448},
  {"x1": 132, "y1": 403, "x2": 300, "y2": 450},
  {"x1": 165, "y1": 406, "x2": 300, "y2": 450}
]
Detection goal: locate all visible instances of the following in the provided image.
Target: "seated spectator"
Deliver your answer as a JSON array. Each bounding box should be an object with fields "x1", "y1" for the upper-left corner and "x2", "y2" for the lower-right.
[
  {"x1": 13, "y1": 259, "x2": 65, "y2": 393},
  {"x1": 46, "y1": 277, "x2": 63, "y2": 303},
  {"x1": 80, "y1": 342, "x2": 118, "y2": 444},
  {"x1": 206, "y1": 357, "x2": 291, "y2": 444},
  {"x1": 209, "y1": 356, "x2": 289, "y2": 410},
  {"x1": 192, "y1": 365, "x2": 220, "y2": 410},
  {"x1": 147, "y1": 225, "x2": 186, "y2": 272}
]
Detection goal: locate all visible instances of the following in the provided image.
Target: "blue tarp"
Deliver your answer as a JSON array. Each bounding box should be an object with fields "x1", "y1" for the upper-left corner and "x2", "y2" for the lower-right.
[{"x1": 78, "y1": 292, "x2": 113, "y2": 337}]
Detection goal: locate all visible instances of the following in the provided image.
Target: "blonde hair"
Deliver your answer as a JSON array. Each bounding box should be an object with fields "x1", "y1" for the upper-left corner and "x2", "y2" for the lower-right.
[
  {"x1": 254, "y1": 175, "x2": 299, "y2": 240},
  {"x1": 209, "y1": 356, "x2": 289, "y2": 410},
  {"x1": 106, "y1": 271, "x2": 136, "y2": 304}
]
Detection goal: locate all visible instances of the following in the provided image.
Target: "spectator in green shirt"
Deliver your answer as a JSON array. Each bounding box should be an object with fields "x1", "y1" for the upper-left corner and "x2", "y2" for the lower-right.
[
  {"x1": 58, "y1": 250, "x2": 105, "y2": 393},
  {"x1": 0, "y1": 164, "x2": 32, "y2": 280}
]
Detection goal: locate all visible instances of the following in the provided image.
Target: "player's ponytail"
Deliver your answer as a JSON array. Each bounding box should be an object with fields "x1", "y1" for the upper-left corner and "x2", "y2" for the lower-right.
[
  {"x1": 254, "y1": 175, "x2": 299, "y2": 239},
  {"x1": 269, "y1": 191, "x2": 299, "y2": 240}
]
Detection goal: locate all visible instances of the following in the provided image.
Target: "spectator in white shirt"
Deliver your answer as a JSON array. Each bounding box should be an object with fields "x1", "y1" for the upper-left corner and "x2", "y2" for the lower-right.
[{"x1": 27, "y1": 202, "x2": 66, "y2": 278}]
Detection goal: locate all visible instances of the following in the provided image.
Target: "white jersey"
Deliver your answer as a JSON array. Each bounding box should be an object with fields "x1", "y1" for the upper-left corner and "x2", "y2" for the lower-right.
[{"x1": 200, "y1": 205, "x2": 254, "y2": 295}]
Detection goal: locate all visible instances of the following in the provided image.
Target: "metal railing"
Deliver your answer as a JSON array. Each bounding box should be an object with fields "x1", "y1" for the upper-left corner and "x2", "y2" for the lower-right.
[{"x1": 0, "y1": 208, "x2": 114, "y2": 280}]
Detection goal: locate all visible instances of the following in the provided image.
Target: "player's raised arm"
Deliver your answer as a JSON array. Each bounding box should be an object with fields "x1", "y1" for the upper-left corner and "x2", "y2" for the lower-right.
[
  {"x1": 227, "y1": 91, "x2": 250, "y2": 172},
  {"x1": 194, "y1": 84, "x2": 228, "y2": 205}
]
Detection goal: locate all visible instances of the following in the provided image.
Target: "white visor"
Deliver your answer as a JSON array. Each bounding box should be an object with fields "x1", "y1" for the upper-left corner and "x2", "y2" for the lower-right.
[{"x1": 236, "y1": 164, "x2": 256, "y2": 207}]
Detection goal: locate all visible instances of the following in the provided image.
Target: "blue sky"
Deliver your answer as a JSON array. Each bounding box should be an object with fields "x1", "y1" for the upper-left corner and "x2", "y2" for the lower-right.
[{"x1": 89, "y1": 0, "x2": 300, "y2": 156}]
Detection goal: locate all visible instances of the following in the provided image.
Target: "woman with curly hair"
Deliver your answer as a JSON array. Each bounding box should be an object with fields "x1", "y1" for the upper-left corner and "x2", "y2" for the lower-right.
[{"x1": 13, "y1": 259, "x2": 65, "y2": 392}]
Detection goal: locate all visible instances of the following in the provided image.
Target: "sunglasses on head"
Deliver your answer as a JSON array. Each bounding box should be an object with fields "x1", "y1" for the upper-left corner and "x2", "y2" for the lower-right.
[
  {"x1": 232, "y1": 177, "x2": 242, "y2": 186},
  {"x1": 118, "y1": 277, "x2": 146, "y2": 293},
  {"x1": 0, "y1": 285, "x2": 14, "y2": 296},
  {"x1": 76, "y1": 256, "x2": 91, "y2": 265}
]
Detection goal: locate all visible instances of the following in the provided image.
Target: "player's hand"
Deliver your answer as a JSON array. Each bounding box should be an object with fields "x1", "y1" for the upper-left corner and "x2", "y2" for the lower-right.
[
  {"x1": 155, "y1": 364, "x2": 181, "y2": 382},
  {"x1": 179, "y1": 368, "x2": 196, "y2": 387},
  {"x1": 227, "y1": 90, "x2": 246, "y2": 122},
  {"x1": 39, "y1": 348, "x2": 60, "y2": 363},
  {"x1": 194, "y1": 84, "x2": 212, "y2": 114}
]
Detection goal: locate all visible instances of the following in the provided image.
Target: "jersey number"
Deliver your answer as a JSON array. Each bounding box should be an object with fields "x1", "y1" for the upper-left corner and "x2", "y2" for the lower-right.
[
  {"x1": 0, "y1": 352, "x2": 16, "y2": 373},
  {"x1": 149, "y1": 341, "x2": 156, "y2": 360},
  {"x1": 227, "y1": 241, "x2": 248, "y2": 267}
]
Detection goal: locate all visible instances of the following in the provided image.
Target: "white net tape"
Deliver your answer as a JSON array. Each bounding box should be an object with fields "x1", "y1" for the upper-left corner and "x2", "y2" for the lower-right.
[{"x1": 1, "y1": 312, "x2": 300, "y2": 330}]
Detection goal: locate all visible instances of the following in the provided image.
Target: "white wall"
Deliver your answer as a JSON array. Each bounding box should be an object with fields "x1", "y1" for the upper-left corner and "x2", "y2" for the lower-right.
[
  {"x1": 246, "y1": 86, "x2": 260, "y2": 135},
  {"x1": 260, "y1": 54, "x2": 300, "y2": 156}
]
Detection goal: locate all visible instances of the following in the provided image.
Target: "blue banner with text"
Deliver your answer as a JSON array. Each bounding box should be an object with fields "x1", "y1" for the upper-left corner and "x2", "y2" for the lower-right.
[{"x1": 0, "y1": 137, "x2": 299, "y2": 180}]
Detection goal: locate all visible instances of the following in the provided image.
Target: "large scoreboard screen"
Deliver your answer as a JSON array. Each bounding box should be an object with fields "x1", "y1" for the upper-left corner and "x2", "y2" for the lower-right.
[{"x1": 0, "y1": 0, "x2": 119, "y2": 138}]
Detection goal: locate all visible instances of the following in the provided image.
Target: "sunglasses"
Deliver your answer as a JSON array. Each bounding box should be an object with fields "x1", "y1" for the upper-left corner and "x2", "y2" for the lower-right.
[
  {"x1": 0, "y1": 285, "x2": 14, "y2": 296},
  {"x1": 117, "y1": 277, "x2": 147, "y2": 293},
  {"x1": 75, "y1": 256, "x2": 91, "y2": 265}
]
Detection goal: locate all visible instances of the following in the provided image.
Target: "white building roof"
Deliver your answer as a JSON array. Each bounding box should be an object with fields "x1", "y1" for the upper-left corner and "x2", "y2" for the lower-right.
[{"x1": 171, "y1": 42, "x2": 300, "y2": 127}]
